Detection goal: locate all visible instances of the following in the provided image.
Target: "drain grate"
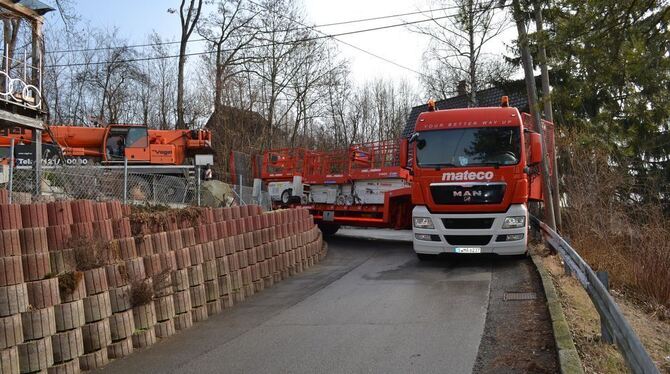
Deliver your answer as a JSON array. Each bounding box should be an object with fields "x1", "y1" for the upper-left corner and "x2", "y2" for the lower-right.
[{"x1": 504, "y1": 292, "x2": 537, "y2": 301}]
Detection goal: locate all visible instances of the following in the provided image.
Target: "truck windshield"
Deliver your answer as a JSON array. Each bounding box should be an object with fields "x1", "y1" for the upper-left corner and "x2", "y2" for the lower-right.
[{"x1": 416, "y1": 127, "x2": 521, "y2": 167}]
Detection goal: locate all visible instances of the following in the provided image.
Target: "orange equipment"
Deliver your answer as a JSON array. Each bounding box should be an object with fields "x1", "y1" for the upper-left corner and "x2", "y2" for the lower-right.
[{"x1": 0, "y1": 124, "x2": 212, "y2": 166}]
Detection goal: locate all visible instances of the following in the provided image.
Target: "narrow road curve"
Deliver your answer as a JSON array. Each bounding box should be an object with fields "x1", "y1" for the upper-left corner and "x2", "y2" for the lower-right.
[{"x1": 99, "y1": 231, "x2": 556, "y2": 374}]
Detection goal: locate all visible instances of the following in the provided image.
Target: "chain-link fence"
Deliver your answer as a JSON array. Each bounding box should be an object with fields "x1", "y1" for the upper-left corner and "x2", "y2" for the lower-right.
[{"x1": 3, "y1": 164, "x2": 272, "y2": 210}]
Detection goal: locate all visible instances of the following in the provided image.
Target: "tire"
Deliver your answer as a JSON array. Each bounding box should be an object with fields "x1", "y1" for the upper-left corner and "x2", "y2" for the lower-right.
[
  {"x1": 318, "y1": 223, "x2": 340, "y2": 237},
  {"x1": 416, "y1": 253, "x2": 437, "y2": 261},
  {"x1": 128, "y1": 177, "x2": 151, "y2": 201},
  {"x1": 158, "y1": 176, "x2": 187, "y2": 203},
  {"x1": 280, "y1": 189, "x2": 292, "y2": 205}
]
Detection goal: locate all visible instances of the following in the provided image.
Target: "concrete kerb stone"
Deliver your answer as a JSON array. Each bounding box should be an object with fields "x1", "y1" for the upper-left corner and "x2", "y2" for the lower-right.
[{"x1": 530, "y1": 253, "x2": 584, "y2": 374}]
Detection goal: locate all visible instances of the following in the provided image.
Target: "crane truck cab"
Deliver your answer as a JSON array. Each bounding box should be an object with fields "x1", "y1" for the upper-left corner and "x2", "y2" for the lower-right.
[{"x1": 402, "y1": 98, "x2": 545, "y2": 259}]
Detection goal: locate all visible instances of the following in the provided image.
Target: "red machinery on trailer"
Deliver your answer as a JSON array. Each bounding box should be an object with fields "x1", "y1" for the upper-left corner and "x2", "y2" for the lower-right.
[{"x1": 261, "y1": 140, "x2": 413, "y2": 235}]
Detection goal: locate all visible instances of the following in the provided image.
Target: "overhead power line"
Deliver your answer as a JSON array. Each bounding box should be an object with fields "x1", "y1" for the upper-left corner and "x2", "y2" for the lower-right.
[
  {"x1": 45, "y1": 12, "x2": 457, "y2": 68},
  {"x1": 44, "y1": 3, "x2": 479, "y2": 55},
  {"x1": 247, "y1": 0, "x2": 429, "y2": 78},
  {"x1": 245, "y1": 0, "x2": 510, "y2": 78}
]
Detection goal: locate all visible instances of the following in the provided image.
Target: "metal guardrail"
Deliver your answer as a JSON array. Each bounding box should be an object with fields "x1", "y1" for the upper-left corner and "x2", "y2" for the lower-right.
[{"x1": 530, "y1": 216, "x2": 660, "y2": 374}]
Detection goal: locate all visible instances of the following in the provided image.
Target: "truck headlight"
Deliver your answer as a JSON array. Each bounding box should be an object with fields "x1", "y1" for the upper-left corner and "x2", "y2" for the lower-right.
[
  {"x1": 413, "y1": 217, "x2": 434, "y2": 229},
  {"x1": 502, "y1": 216, "x2": 526, "y2": 229}
]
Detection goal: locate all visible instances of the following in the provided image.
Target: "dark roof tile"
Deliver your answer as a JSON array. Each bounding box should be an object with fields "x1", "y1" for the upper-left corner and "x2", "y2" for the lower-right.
[{"x1": 402, "y1": 80, "x2": 529, "y2": 138}]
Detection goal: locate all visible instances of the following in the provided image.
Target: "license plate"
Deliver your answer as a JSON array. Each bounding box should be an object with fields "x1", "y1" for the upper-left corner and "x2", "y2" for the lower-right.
[
  {"x1": 455, "y1": 247, "x2": 481, "y2": 254},
  {"x1": 323, "y1": 211, "x2": 335, "y2": 222}
]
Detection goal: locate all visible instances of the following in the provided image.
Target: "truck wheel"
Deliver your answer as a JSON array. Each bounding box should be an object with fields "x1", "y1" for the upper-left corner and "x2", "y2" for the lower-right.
[
  {"x1": 318, "y1": 223, "x2": 340, "y2": 237},
  {"x1": 159, "y1": 176, "x2": 187, "y2": 203},
  {"x1": 280, "y1": 189, "x2": 292, "y2": 205},
  {"x1": 416, "y1": 253, "x2": 436, "y2": 261}
]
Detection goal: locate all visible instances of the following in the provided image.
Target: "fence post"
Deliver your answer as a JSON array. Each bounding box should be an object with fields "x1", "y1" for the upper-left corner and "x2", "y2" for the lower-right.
[
  {"x1": 196, "y1": 166, "x2": 201, "y2": 206},
  {"x1": 34, "y1": 129, "x2": 42, "y2": 196},
  {"x1": 238, "y1": 174, "x2": 244, "y2": 205},
  {"x1": 8, "y1": 138, "x2": 14, "y2": 204},
  {"x1": 596, "y1": 271, "x2": 614, "y2": 344},
  {"x1": 123, "y1": 158, "x2": 128, "y2": 204}
]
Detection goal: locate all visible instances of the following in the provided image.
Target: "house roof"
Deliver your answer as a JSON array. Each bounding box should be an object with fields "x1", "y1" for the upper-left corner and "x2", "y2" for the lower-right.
[
  {"x1": 402, "y1": 80, "x2": 530, "y2": 138},
  {"x1": 15, "y1": 0, "x2": 55, "y2": 15}
]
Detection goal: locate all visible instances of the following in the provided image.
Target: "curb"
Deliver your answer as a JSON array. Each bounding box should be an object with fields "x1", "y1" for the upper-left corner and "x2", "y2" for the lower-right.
[{"x1": 530, "y1": 253, "x2": 585, "y2": 374}]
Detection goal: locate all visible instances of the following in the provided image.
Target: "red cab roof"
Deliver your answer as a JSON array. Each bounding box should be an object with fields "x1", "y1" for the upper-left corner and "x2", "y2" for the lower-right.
[{"x1": 414, "y1": 107, "x2": 522, "y2": 132}]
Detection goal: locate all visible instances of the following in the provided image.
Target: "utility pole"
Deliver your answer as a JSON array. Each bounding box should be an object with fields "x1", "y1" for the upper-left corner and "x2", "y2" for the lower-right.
[
  {"x1": 511, "y1": 0, "x2": 556, "y2": 230},
  {"x1": 534, "y1": 1, "x2": 562, "y2": 230}
]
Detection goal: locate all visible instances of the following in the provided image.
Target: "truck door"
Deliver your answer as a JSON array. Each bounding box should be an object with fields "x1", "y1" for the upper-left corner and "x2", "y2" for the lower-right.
[{"x1": 124, "y1": 127, "x2": 150, "y2": 162}]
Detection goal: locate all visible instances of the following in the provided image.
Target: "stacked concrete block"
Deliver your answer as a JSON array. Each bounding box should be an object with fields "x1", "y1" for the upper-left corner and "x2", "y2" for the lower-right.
[
  {"x1": 171, "y1": 243, "x2": 192, "y2": 331},
  {"x1": 186, "y1": 244, "x2": 208, "y2": 322},
  {"x1": 130, "y1": 301, "x2": 156, "y2": 350},
  {"x1": 7, "y1": 197, "x2": 327, "y2": 372},
  {"x1": 104, "y1": 261, "x2": 134, "y2": 360},
  {"x1": 13, "y1": 203, "x2": 59, "y2": 374},
  {"x1": 200, "y1": 242, "x2": 221, "y2": 315},
  {"x1": 51, "y1": 273, "x2": 85, "y2": 374},
  {"x1": 0, "y1": 204, "x2": 28, "y2": 374},
  {"x1": 152, "y1": 290, "x2": 176, "y2": 339},
  {"x1": 69, "y1": 201, "x2": 95, "y2": 241},
  {"x1": 20, "y1": 277, "x2": 59, "y2": 374},
  {"x1": 45, "y1": 202, "x2": 74, "y2": 276},
  {"x1": 78, "y1": 268, "x2": 111, "y2": 371}
]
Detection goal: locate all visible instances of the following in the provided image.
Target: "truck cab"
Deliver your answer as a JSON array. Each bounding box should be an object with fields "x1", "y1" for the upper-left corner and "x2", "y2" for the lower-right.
[
  {"x1": 104, "y1": 125, "x2": 149, "y2": 162},
  {"x1": 404, "y1": 101, "x2": 544, "y2": 258}
]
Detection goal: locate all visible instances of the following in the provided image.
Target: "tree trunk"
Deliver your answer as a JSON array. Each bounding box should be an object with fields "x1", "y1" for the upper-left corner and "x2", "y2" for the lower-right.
[
  {"x1": 467, "y1": 0, "x2": 478, "y2": 107},
  {"x1": 176, "y1": 41, "x2": 187, "y2": 129},
  {"x1": 511, "y1": 0, "x2": 556, "y2": 230},
  {"x1": 534, "y1": 1, "x2": 562, "y2": 230}
]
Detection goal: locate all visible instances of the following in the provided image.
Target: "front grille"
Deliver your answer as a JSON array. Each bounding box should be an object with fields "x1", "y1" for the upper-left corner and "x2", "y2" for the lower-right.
[
  {"x1": 445, "y1": 235, "x2": 492, "y2": 246},
  {"x1": 442, "y1": 218, "x2": 494, "y2": 229},
  {"x1": 430, "y1": 183, "x2": 505, "y2": 205}
]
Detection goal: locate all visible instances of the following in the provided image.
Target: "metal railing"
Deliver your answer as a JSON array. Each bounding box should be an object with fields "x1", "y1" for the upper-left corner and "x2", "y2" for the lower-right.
[
  {"x1": 531, "y1": 216, "x2": 660, "y2": 374},
  {"x1": 1, "y1": 45, "x2": 43, "y2": 110}
]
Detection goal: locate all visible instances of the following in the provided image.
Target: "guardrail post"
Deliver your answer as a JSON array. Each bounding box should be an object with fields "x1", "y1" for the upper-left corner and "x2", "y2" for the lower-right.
[
  {"x1": 123, "y1": 158, "x2": 128, "y2": 204},
  {"x1": 8, "y1": 138, "x2": 14, "y2": 203},
  {"x1": 596, "y1": 271, "x2": 614, "y2": 344}
]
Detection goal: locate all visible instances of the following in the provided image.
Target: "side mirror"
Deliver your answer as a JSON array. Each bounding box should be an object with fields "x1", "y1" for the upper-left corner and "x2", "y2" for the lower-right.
[
  {"x1": 400, "y1": 139, "x2": 408, "y2": 169},
  {"x1": 408, "y1": 132, "x2": 420, "y2": 143},
  {"x1": 529, "y1": 132, "x2": 543, "y2": 165}
]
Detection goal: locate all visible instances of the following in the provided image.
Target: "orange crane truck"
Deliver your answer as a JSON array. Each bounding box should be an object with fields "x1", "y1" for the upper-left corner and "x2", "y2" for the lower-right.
[{"x1": 0, "y1": 124, "x2": 212, "y2": 170}]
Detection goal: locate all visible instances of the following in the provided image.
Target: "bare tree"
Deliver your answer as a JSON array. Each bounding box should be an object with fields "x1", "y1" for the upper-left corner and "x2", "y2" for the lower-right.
[
  {"x1": 289, "y1": 40, "x2": 339, "y2": 146},
  {"x1": 198, "y1": 0, "x2": 258, "y2": 122},
  {"x1": 172, "y1": 0, "x2": 203, "y2": 129},
  {"x1": 249, "y1": 0, "x2": 308, "y2": 148},
  {"x1": 413, "y1": 0, "x2": 509, "y2": 103},
  {"x1": 148, "y1": 32, "x2": 178, "y2": 129}
]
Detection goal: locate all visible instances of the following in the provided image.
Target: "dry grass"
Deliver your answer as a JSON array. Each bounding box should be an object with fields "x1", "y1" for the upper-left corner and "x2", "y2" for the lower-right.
[
  {"x1": 69, "y1": 237, "x2": 120, "y2": 271},
  {"x1": 560, "y1": 132, "x2": 670, "y2": 311},
  {"x1": 58, "y1": 271, "x2": 83, "y2": 296},
  {"x1": 129, "y1": 269, "x2": 171, "y2": 307},
  {"x1": 129, "y1": 279, "x2": 154, "y2": 307},
  {"x1": 536, "y1": 248, "x2": 670, "y2": 373}
]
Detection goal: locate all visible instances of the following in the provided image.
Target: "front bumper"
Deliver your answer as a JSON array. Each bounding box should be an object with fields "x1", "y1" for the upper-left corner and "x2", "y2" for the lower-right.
[{"x1": 412, "y1": 204, "x2": 528, "y2": 256}]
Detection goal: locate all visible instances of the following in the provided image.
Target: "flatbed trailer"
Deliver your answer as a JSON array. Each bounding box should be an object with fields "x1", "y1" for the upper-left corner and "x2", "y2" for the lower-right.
[{"x1": 260, "y1": 139, "x2": 413, "y2": 234}]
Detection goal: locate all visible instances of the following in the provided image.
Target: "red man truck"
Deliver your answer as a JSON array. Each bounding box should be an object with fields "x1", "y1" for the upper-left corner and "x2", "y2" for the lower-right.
[
  {"x1": 401, "y1": 98, "x2": 549, "y2": 259},
  {"x1": 261, "y1": 97, "x2": 552, "y2": 259}
]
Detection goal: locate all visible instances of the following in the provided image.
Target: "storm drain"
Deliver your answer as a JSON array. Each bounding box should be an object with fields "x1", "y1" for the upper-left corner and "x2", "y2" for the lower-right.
[{"x1": 503, "y1": 292, "x2": 537, "y2": 301}]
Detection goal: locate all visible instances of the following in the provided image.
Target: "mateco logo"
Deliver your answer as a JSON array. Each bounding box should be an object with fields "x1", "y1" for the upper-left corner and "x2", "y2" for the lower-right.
[{"x1": 442, "y1": 170, "x2": 494, "y2": 181}]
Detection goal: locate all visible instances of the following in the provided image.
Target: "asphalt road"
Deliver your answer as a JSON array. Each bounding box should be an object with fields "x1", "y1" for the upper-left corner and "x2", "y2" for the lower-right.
[{"x1": 98, "y1": 229, "x2": 539, "y2": 374}]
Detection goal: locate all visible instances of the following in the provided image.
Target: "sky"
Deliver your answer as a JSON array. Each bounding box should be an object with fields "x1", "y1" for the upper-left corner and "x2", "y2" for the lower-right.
[{"x1": 47, "y1": 0, "x2": 517, "y2": 92}]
